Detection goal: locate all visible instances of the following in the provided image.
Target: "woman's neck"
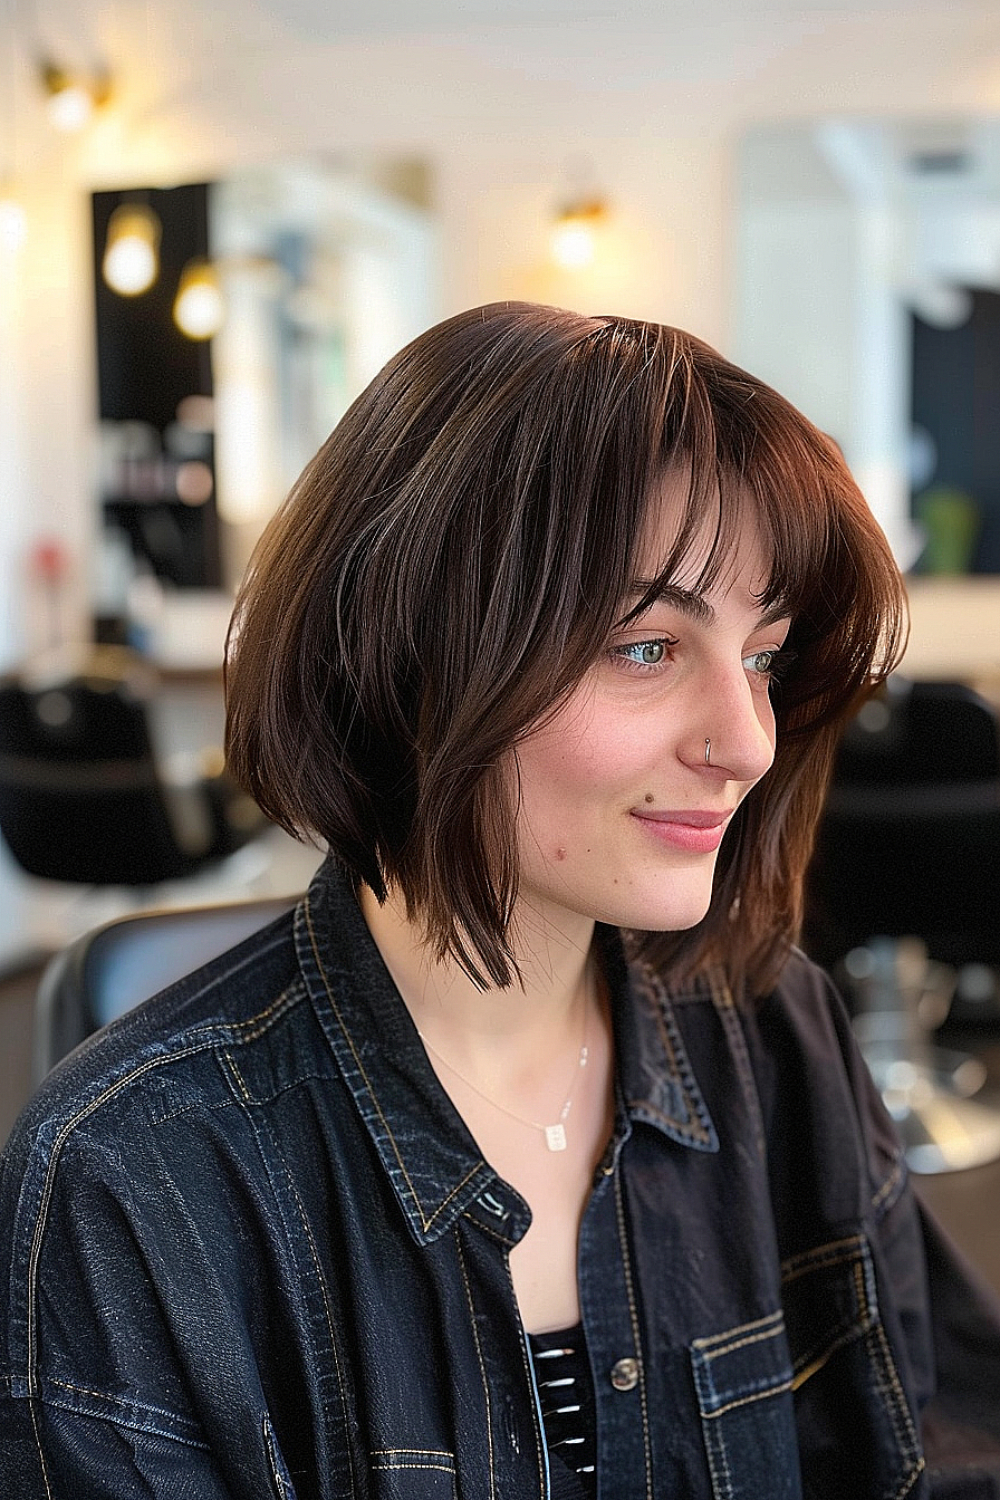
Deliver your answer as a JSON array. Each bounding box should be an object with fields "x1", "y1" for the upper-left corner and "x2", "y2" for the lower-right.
[
  {"x1": 361, "y1": 884, "x2": 615, "y2": 1335},
  {"x1": 359, "y1": 884, "x2": 597, "y2": 1069}
]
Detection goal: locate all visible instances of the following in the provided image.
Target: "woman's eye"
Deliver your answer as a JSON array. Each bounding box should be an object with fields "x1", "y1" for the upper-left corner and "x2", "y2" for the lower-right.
[
  {"x1": 743, "y1": 646, "x2": 794, "y2": 681},
  {"x1": 614, "y1": 639, "x2": 671, "y2": 668},
  {"x1": 744, "y1": 649, "x2": 776, "y2": 675}
]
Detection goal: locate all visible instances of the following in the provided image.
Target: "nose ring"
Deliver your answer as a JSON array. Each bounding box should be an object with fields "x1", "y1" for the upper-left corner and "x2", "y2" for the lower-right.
[{"x1": 704, "y1": 738, "x2": 712, "y2": 765}]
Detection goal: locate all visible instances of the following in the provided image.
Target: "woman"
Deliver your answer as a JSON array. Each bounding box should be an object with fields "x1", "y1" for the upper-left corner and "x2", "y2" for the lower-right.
[{"x1": 2, "y1": 303, "x2": 998, "y2": 1498}]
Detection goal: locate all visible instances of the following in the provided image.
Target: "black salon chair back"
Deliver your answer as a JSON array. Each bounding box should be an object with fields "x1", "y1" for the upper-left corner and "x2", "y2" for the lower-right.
[
  {"x1": 34, "y1": 895, "x2": 298, "y2": 1083},
  {"x1": 804, "y1": 676, "x2": 1000, "y2": 971},
  {"x1": 0, "y1": 650, "x2": 264, "y2": 886}
]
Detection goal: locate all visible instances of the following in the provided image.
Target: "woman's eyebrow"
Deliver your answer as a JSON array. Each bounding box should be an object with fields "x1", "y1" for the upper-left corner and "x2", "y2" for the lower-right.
[
  {"x1": 627, "y1": 581, "x2": 793, "y2": 630},
  {"x1": 628, "y1": 582, "x2": 713, "y2": 622}
]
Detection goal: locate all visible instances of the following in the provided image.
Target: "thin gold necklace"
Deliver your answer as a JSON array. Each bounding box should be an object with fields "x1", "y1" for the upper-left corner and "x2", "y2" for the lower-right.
[{"x1": 417, "y1": 973, "x2": 592, "y2": 1153}]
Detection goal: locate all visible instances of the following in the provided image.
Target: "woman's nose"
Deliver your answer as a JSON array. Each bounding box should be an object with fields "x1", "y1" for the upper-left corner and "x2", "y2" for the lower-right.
[{"x1": 689, "y1": 676, "x2": 776, "y2": 785}]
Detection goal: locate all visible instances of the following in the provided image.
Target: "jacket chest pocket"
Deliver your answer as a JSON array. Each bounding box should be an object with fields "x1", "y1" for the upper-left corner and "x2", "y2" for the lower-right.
[
  {"x1": 690, "y1": 1234, "x2": 923, "y2": 1500},
  {"x1": 781, "y1": 1233, "x2": 923, "y2": 1499},
  {"x1": 691, "y1": 1308, "x2": 802, "y2": 1500}
]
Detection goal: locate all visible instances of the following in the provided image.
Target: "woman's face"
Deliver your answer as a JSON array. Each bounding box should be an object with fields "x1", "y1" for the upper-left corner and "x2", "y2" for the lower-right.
[{"x1": 511, "y1": 474, "x2": 792, "y2": 938}]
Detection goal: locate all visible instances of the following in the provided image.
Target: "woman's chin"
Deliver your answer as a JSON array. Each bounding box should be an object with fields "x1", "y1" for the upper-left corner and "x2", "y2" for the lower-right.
[{"x1": 597, "y1": 884, "x2": 715, "y2": 936}]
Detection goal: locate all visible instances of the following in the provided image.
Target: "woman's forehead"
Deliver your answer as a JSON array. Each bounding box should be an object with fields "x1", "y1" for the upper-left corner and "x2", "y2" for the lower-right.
[{"x1": 635, "y1": 469, "x2": 774, "y2": 602}]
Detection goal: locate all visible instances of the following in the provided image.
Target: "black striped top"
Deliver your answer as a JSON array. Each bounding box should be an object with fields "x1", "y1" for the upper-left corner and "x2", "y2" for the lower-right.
[{"x1": 527, "y1": 1322, "x2": 597, "y2": 1499}]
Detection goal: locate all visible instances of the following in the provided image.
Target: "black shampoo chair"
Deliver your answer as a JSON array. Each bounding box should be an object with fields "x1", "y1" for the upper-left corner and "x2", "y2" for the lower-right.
[
  {"x1": 805, "y1": 676, "x2": 1000, "y2": 973},
  {"x1": 34, "y1": 894, "x2": 298, "y2": 1083},
  {"x1": 0, "y1": 648, "x2": 265, "y2": 887},
  {"x1": 804, "y1": 675, "x2": 1000, "y2": 1173}
]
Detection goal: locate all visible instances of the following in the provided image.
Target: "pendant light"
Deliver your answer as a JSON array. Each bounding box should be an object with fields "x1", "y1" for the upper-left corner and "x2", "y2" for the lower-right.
[
  {"x1": 172, "y1": 257, "x2": 225, "y2": 339},
  {"x1": 102, "y1": 201, "x2": 161, "y2": 296}
]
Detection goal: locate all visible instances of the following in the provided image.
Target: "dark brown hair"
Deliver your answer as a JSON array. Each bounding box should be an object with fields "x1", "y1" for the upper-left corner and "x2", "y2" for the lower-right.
[{"x1": 225, "y1": 302, "x2": 905, "y2": 995}]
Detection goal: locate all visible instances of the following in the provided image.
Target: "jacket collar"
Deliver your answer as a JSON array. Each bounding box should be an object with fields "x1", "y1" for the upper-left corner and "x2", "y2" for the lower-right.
[{"x1": 296, "y1": 856, "x2": 718, "y2": 1247}]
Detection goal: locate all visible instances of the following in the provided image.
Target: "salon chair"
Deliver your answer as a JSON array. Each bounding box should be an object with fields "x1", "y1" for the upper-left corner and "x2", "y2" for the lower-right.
[
  {"x1": 33, "y1": 894, "x2": 298, "y2": 1084},
  {"x1": 803, "y1": 675, "x2": 1000, "y2": 1172},
  {"x1": 0, "y1": 646, "x2": 266, "y2": 888}
]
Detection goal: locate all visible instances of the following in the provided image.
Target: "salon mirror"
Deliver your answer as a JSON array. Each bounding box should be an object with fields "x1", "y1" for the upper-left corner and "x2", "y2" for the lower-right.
[
  {"x1": 91, "y1": 157, "x2": 437, "y2": 656},
  {"x1": 732, "y1": 116, "x2": 1000, "y2": 576}
]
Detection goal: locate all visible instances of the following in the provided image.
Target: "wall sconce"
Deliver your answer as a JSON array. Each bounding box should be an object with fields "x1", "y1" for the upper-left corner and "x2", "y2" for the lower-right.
[
  {"x1": 173, "y1": 257, "x2": 225, "y2": 340},
  {"x1": 102, "y1": 202, "x2": 162, "y2": 296},
  {"x1": 550, "y1": 196, "x2": 609, "y2": 271},
  {"x1": 39, "y1": 60, "x2": 111, "y2": 132}
]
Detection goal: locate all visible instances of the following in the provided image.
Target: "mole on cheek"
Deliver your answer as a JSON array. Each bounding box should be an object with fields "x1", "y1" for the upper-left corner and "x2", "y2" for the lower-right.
[
  {"x1": 554, "y1": 847, "x2": 568, "y2": 861},
  {"x1": 644, "y1": 793, "x2": 654, "y2": 804}
]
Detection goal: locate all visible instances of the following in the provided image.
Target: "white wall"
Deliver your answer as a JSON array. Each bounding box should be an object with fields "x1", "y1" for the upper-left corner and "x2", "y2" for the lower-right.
[{"x1": 733, "y1": 199, "x2": 856, "y2": 446}]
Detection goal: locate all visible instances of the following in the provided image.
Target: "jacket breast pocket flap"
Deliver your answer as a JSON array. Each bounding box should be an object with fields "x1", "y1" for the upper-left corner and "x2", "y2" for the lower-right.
[
  {"x1": 780, "y1": 1232, "x2": 924, "y2": 1499},
  {"x1": 691, "y1": 1307, "x2": 801, "y2": 1500}
]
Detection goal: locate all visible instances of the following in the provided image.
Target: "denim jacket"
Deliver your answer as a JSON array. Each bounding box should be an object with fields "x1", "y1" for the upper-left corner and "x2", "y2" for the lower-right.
[{"x1": 2, "y1": 855, "x2": 999, "y2": 1498}]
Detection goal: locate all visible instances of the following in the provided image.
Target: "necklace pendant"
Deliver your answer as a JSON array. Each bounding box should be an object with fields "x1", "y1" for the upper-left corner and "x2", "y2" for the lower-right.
[{"x1": 544, "y1": 1123, "x2": 568, "y2": 1152}]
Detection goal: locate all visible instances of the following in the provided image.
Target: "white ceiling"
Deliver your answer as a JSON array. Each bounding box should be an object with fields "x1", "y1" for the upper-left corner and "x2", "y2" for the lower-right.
[
  {"x1": 33, "y1": 0, "x2": 998, "y2": 56},
  {"x1": 250, "y1": 0, "x2": 990, "y2": 37},
  {"x1": 18, "y1": 0, "x2": 1000, "y2": 175}
]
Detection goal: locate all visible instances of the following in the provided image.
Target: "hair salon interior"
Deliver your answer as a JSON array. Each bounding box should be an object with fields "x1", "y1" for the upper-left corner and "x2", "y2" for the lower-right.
[{"x1": 1, "y1": 0, "x2": 999, "y2": 1278}]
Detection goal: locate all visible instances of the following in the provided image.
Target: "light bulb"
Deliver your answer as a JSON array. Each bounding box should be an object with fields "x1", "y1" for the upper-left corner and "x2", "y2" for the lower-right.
[
  {"x1": 46, "y1": 81, "x2": 94, "y2": 132},
  {"x1": 551, "y1": 219, "x2": 596, "y2": 270},
  {"x1": 40, "y1": 61, "x2": 110, "y2": 133},
  {"x1": 549, "y1": 199, "x2": 607, "y2": 271},
  {"x1": 173, "y1": 259, "x2": 224, "y2": 339},
  {"x1": 102, "y1": 203, "x2": 161, "y2": 296}
]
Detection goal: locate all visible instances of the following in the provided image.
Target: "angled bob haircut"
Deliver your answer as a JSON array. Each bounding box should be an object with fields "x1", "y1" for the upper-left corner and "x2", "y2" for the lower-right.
[{"x1": 226, "y1": 302, "x2": 906, "y2": 997}]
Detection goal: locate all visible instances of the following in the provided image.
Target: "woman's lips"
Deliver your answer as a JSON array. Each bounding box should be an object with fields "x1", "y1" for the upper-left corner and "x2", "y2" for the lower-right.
[{"x1": 630, "y1": 808, "x2": 733, "y2": 854}]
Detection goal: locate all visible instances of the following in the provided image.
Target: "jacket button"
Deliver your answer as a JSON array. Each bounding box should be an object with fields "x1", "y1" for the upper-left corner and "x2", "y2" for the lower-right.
[{"x1": 610, "y1": 1357, "x2": 640, "y2": 1391}]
